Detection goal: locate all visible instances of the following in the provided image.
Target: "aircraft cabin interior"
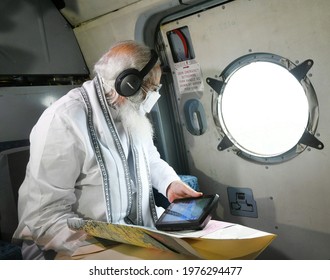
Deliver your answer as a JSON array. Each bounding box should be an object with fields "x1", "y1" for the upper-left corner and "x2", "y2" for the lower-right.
[{"x1": 0, "y1": 0, "x2": 329, "y2": 260}]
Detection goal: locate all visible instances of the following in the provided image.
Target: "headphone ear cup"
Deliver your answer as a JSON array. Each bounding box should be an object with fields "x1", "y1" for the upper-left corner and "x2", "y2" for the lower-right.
[{"x1": 115, "y1": 68, "x2": 142, "y2": 97}]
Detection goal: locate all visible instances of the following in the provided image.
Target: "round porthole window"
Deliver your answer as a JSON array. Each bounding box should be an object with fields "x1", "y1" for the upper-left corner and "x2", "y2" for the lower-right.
[{"x1": 207, "y1": 53, "x2": 323, "y2": 164}]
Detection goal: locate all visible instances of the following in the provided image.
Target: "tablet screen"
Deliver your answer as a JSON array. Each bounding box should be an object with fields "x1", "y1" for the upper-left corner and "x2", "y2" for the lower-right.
[
  {"x1": 156, "y1": 194, "x2": 219, "y2": 231},
  {"x1": 161, "y1": 196, "x2": 212, "y2": 222}
]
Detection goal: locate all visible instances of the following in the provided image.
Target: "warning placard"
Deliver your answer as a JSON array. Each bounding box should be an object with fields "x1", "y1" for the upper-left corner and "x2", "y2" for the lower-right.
[{"x1": 174, "y1": 60, "x2": 204, "y2": 94}]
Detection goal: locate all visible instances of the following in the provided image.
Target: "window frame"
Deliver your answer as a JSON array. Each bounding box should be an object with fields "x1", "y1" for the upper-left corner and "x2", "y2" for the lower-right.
[{"x1": 207, "y1": 52, "x2": 323, "y2": 164}]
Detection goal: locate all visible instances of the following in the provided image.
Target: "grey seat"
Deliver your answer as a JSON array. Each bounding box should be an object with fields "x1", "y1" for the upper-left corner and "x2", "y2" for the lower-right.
[{"x1": 0, "y1": 146, "x2": 29, "y2": 242}]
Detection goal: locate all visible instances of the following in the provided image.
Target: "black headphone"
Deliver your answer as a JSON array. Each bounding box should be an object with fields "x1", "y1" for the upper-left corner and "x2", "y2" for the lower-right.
[{"x1": 114, "y1": 49, "x2": 159, "y2": 97}]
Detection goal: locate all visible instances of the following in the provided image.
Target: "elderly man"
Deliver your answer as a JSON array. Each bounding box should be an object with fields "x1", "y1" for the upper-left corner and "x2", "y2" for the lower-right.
[{"x1": 13, "y1": 40, "x2": 202, "y2": 259}]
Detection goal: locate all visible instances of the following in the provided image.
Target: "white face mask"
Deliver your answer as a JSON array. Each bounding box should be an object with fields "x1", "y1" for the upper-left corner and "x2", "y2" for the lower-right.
[{"x1": 139, "y1": 84, "x2": 162, "y2": 115}]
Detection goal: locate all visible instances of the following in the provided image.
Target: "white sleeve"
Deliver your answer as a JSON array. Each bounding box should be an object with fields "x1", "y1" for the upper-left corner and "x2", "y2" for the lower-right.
[
  {"x1": 147, "y1": 141, "x2": 180, "y2": 198},
  {"x1": 17, "y1": 105, "x2": 87, "y2": 255}
]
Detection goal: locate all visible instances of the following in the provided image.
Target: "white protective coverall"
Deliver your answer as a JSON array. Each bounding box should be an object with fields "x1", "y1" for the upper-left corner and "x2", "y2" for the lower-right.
[{"x1": 13, "y1": 76, "x2": 180, "y2": 258}]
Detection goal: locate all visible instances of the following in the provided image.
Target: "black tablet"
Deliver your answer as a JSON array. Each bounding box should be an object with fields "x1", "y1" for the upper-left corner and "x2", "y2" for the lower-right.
[{"x1": 155, "y1": 194, "x2": 219, "y2": 231}]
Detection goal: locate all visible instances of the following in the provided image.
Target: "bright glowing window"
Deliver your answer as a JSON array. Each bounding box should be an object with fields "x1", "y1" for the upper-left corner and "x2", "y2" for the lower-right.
[
  {"x1": 207, "y1": 53, "x2": 323, "y2": 164},
  {"x1": 220, "y1": 61, "x2": 308, "y2": 157}
]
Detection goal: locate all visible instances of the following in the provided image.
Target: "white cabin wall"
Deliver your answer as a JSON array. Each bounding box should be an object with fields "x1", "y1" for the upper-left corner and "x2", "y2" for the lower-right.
[
  {"x1": 60, "y1": 0, "x2": 140, "y2": 27},
  {"x1": 159, "y1": 0, "x2": 330, "y2": 259},
  {"x1": 67, "y1": 0, "x2": 177, "y2": 74}
]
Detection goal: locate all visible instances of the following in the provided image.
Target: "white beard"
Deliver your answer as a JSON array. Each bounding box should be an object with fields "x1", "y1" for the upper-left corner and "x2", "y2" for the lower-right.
[{"x1": 117, "y1": 99, "x2": 154, "y2": 145}]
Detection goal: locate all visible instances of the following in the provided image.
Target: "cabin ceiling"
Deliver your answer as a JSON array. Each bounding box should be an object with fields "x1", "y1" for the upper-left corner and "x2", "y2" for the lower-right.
[
  {"x1": 56, "y1": 0, "x2": 211, "y2": 27},
  {"x1": 55, "y1": 0, "x2": 140, "y2": 27}
]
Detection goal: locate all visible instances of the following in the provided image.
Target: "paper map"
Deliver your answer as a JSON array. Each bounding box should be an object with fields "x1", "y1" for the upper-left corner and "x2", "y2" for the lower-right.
[{"x1": 67, "y1": 218, "x2": 276, "y2": 259}]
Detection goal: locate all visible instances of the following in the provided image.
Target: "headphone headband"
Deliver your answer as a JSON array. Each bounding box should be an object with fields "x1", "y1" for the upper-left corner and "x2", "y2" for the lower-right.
[
  {"x1": 115, "y1": 49, "x2": 159, "y2": 97},
  {"x1": 139, "y1": 50, "x2": 158, "y2": 78}
]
